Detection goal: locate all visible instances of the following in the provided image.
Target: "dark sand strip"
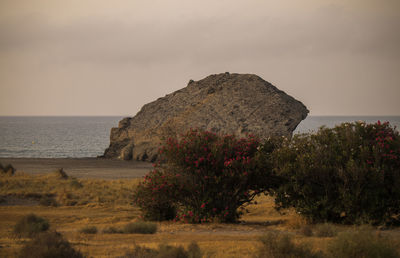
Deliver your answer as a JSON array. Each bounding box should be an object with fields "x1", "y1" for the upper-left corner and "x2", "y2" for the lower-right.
[{"x1": 0, "y1": 158, "x2": 153, "y2": 179}]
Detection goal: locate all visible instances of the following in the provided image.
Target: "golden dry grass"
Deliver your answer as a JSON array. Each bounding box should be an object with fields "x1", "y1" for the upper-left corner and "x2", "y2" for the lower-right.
[{"x1": 1, "y1": 172, "x2": 400, "y2": 257}]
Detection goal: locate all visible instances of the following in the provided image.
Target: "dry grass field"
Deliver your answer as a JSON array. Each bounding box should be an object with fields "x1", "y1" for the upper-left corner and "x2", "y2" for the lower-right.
[{"x1": 1, "y1": 171, "x2": 399, "y2": 257}]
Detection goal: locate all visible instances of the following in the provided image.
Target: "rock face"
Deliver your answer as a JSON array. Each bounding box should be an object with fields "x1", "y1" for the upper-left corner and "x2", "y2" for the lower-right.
[{"x1": 103, "y1": 73, "x2": 309, "y2": 161}]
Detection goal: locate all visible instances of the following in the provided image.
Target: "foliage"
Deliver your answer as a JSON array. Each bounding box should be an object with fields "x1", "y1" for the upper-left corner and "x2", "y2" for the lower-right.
[
  {"x1": 79, "y1": 225, "x2": 98, "y2": 234},
  {"x1": 123, "y1": 221, "x2": 157, "y2": 234},
  {"x1": 13, "y1": 213, "x2": 50, "y2": 238},
  {"x1": 272, "y1": 121, "x2": 400, "y2": 224},
  {"x1": 134, "y1": 129, "x2": 279, "y2": 223},
  {"x1": 18, "y1": 231, "x2": 84, "y2": 258},
  {"x1": 328, "y1": 227, "x2": 400, "y2": 258},
  {"x1": 122, "y1": 242, "x2": 202, "y2": 258},
  {"x1": 255, "y1": 232, "x2": 323, "y2": 258},
  {"x1": 102, "y1": 226, "x2": 123, "y2": 234},
  {"x1": 132, "y1": 168, "x2": 177, "y2": 221}
]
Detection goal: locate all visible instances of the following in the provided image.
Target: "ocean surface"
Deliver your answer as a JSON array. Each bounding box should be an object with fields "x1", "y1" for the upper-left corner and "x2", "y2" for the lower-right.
[{"x1": 0, "y1": 116, "x2": 399, "y2": 158}]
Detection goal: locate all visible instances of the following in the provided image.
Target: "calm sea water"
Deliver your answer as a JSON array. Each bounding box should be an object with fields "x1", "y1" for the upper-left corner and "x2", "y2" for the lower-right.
[{"x1": 0, "y1": 116, "x2": 399, "y2": 158}]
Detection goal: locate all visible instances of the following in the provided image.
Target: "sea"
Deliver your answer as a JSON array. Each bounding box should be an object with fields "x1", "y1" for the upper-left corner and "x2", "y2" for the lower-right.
[{"x1": 0, "y1": 116, "x2": 399, "y2": 158}]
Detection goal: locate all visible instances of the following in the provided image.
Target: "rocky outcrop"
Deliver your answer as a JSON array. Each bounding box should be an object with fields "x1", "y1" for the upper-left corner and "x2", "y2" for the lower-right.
[{"x1": 103, "y1": 73, "x2": 308, "y2": 161}]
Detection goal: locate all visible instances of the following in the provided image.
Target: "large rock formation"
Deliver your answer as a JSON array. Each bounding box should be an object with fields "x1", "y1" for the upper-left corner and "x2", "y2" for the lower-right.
[{"x1": 103, "y1": 73, "x2": 308, "y2": 161}]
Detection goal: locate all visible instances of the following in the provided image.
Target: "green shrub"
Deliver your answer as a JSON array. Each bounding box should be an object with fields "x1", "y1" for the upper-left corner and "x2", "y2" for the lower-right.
[
  {"x1": 133, "y1": 168, "x2": 177, "y2": 221},
  {"x1": 122, "y1": 242, "x2": 202, "y2": 258},
  {"x1": 328, "y1": 228, "x2": 400, "y2": 258},
  {"x1": 0, "y1": 163, "x2": 15, "y2": 175},
  {"x1": 134, "y1": 129, "x2": 279, "y2": 223},
  {"x1": 121, "y1": 245, "x2": 158, "y2": 258},
  {"x1": 18, "y1": 231, "x2": 84, "y2": 258},
  {"x1": 123, "y1": 221, "x2": 157, "y2": 234},
  {"x1": 272, "y1": 121, "x2": 400, "y2": 225},
  {"x1": 256, "y1": 232, "x2": 323, "y2": 258},
  {"x1": 13, "y1": 213, "x2": 50, "y2": 238},
  {"x1": 102, "y1": 226, "x2": 123, "y2": 234},
  {"x1": 314, "y1": 223, "x2": 337, "y2": 237},
  {"x1": 79, "y1": 225, "x2": 98, "y2": 234}
]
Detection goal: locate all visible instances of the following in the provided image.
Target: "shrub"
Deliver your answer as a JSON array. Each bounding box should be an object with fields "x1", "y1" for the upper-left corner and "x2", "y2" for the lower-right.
[
  {"x1": 134, "y1": 129, "x2": 279, "y2": 223},
  {"x1": 123, "y1": 221, "x2": 157, "y2": 234},
  {"x1": 133, "y1": 168, "x2": 177, "y2": 221},
  {"x1": 13, "y1": 213, "x2": 50, "y2": 238},
  {"x1": 256, "y1": 232, "x2": 323, "y2": 258},
  {"x1": 0, "y1": 163, "x2": 15, "y2": 175},
  {"x1": 18, "y1": 231, "x2": 84, "y2": 258},
  {"x1": 79, "y1": 225, "x2": 98, "y2": 234},
  {"x1": 102, "y1": 226, "x2": 123, "y2": 234},
  {"x1": 314, "y1": 223, "x2": 337, "y2": 237},
  {"x1": 328, "y1": 228, "x2": 400, "y2": 258},
  {"x1": 122, "y1": 242, "x2": 202, "y2": 258},
  {"x1": 272, "y1": 121, "x2": 400, "y2": 224}
]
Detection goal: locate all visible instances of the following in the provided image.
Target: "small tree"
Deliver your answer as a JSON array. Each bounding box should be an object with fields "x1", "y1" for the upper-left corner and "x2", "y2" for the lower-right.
[
  {"x1": 272, "y1": 121, "x2": 400, "y2": 224},
  {"x1": 134, "y1": 129, "x2": 278, "y2": 223}
]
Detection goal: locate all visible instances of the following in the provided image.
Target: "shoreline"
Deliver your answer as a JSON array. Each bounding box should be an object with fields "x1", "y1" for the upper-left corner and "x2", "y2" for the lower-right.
[{"x1": 0, "y1": 157, "x2": 153, "y2": 179}]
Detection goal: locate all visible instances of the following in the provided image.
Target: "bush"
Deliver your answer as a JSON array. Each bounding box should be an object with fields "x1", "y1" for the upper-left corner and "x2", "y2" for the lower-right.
[
  {"x1": 256, "y1": 232, "x2": 323, "y2": 258},
  {"x1": 79, "y1": 226, "x2": 98, "y2": 234},
  {"x1": 272, "y1": 121, "x2": 400, "y2": 224},
  {"x1": 123, "y1": 221, "x2": 157, "y2": 234},
  {"x1": 133, "y1": 168, "x2": 177, "y2": 221},
  {"x1": 13, "y1": 213, "x2": 50, "y2": 238},
  {"x1": 328, "y1": 228, "x2": 400, "y2": 258},
  {"x1": 102, "y1": 226, "x2": 123, "y2": 234},
  {"x1": 0, "y1": 163, "x2": 15, "y2": 175},
  {"x1": 122, "y1": 242, "x2": 202, "y2": 258},
  {"x1": 134, "y1": 129, "x2": 279, "y2": 223},
  {"x1": 18, "y1": 231, "x2": 84, "y2": 258}
]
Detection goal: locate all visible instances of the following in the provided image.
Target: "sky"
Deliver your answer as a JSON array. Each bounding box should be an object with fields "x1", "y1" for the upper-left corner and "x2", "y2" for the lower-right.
[{"x1": 0, "y1": 0, "x2": 399, "y2": 116}]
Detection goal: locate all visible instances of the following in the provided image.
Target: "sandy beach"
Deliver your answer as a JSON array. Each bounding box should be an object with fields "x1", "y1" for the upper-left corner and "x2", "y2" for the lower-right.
[{"x1": 0, "y1": 158, "x2": 153, "y2": 179}]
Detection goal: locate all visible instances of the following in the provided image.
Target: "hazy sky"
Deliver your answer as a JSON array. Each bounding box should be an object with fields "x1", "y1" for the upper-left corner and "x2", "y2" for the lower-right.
[{"x1": 1, "y1": 0, "x2": 399, "y2": 116}]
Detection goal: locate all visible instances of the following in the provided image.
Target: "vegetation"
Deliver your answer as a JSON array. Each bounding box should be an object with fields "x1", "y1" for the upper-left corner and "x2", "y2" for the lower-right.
[
  {"x1": 314, "y1": 223, "x2": 337, "y2": 238},
  {"x1": 13, "y1": 213, "x2": 49, "y2": 238},
  {"x1": 122, "y1": 242, "x2": 202, "y2": 258},
  {"x1": 123, "y1": 221, "x2": 157, "y2": 234},
  {"x1": 18, "y1": 231, "x2": 84, "y2": 258},
  {"x1": 271, "y1": 121, "x2": 400, "y2": 225},
  {"x1": 328, "y1": 227, "x2": 400, "y2": 258},
  {"x1": 0, "y1": 170, "x2": 140, "y2": 206},
  {"x1": 256, "y1": 232, "x2": 323, "y2": 258},
  {"x1": 1, "y1": 121, "x2": 400, "y2": 257},
  {"x1": 134, "y1": 129, "x2": 279, "y2": 223},
  {"x1": 79, "y1": 225, "x2": 98, "y2": 234}
]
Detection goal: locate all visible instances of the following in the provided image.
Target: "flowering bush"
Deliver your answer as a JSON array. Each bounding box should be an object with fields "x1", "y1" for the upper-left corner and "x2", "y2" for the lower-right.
[
  {"x1": 272, "y1": 121, "x2": 400, "y2": 225},
  {"x1": 134, "y1": 129, "x2": 278, "y2": 223}
]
